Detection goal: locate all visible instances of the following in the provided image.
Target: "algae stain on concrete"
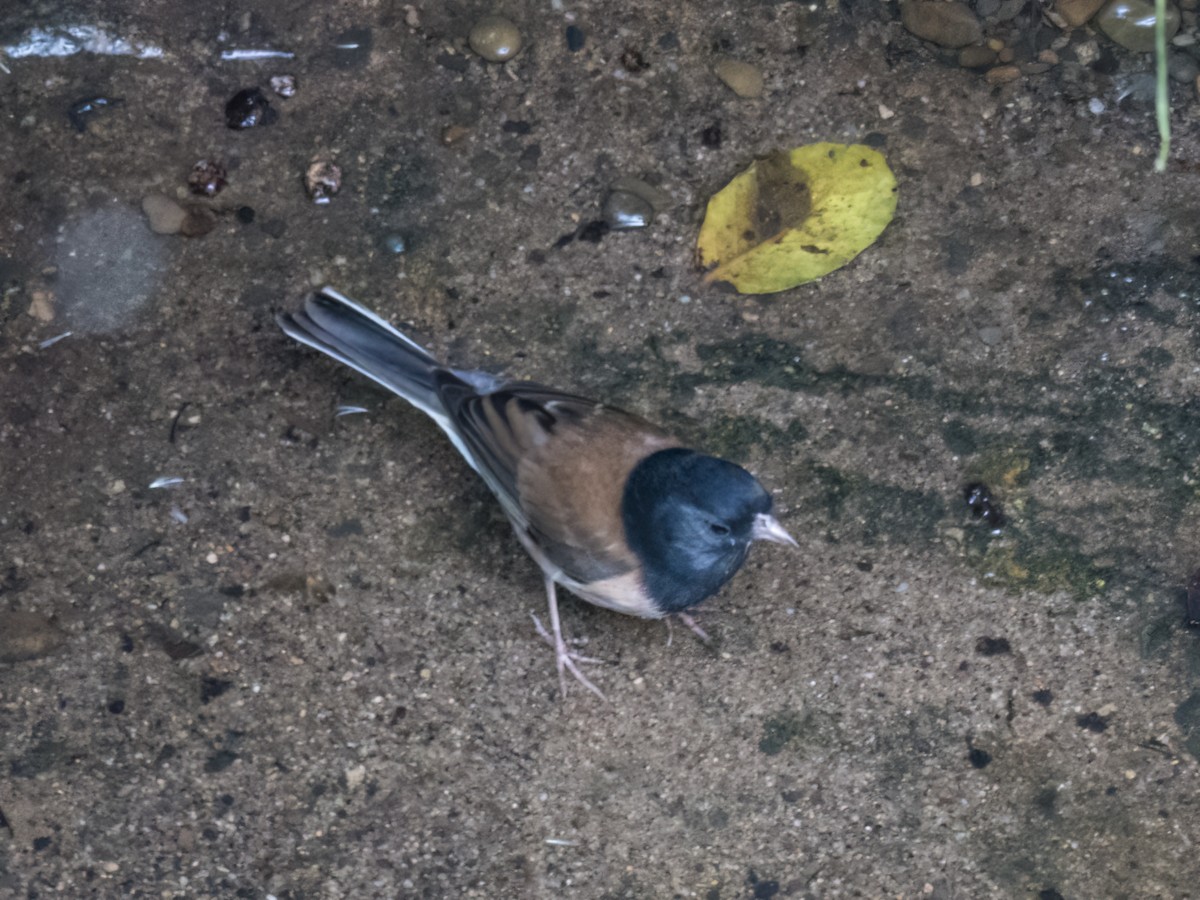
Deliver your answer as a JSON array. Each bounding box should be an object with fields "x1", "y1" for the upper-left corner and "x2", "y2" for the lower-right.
[
  {"x1": 757, "y1": 708, "x2": 837, "y2": 757},
  {"x1": 684, "y1": 335, "x2": 887, "y2": 394},
  {"x1": 700, "y1": 414, "x2": 808, "y2": 461},
  {"x1": 802, "y1": 462, "x2": 945, "y2": 545},
  {"x1": 957, "y1": 446, "x2": 1112, "y2": 601}
]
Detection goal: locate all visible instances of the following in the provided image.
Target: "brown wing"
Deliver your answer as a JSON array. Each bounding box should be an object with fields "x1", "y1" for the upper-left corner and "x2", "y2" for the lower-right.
[{"x1": 438, "y1": 378, "x2": 680, "y2": 583}]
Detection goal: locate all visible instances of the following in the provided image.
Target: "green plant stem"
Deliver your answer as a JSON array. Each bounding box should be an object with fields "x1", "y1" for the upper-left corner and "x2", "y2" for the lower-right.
[{"x1": 1155, "y1": 0, "x2": 1169, "y2": 172}]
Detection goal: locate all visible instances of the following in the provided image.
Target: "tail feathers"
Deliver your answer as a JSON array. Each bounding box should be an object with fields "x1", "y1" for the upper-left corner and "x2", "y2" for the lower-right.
[{"x1": 277, "y1": 287, "x2": 446, "y2": 419}]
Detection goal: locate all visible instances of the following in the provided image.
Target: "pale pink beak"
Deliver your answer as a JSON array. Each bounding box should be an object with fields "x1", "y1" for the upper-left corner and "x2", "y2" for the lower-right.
[{"x1": 751, "y1": 513, "x2": 798, "y2": 547}]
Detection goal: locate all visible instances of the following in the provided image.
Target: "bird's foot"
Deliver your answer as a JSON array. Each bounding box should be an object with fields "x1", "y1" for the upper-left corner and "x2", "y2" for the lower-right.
[
  {"x1": 675, "y1": 611, "x2": 711, "y2": 644},
  {"x1": 531, "y1": 613, "x2": 607, "y2": 700}
]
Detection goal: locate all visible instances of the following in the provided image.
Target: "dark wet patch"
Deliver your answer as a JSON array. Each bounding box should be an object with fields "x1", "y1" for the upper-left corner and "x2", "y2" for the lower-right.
[
  {"x1": 200, "y1": 677, "x2": 233, "y2": 705},
  {"x1": 802, "y1": 462, "x2": 945, "y2": 546},
  {"x1": 958, "y1": 446, "x2": 1114, "y2": 599},
  {"x1": 684, "y1": 336, "x2": 879, "y2": 394},
  {"x1": 367, "y1": 144, "x2": 440, "y2": 210},
  {"x1": 1173, "y1": 692, "x2": 1200, "y2": 759},
  {"x1": 204, "y1": 750, "x2": 239, "y2": 773},
  {"x1": 968, "y1": 745, "x2": 993, "y2": 768},
  {"x1": 964, "y1": 518, "x2": 1113, "y2": 602},
  {"x1": 975, "y1": 636, "x2": 1011, "y2": 656},
  {"x1": 1061, "y1": 259, "x2": 1198, "y2": 326},
  {"x1": 1031, "y1": 689, "x2": 1053, "y2": 706},
  {"x1": 1033, "y1": 785, "x2": 1059, "y2": 817},
  {"x1": 747, "y1": 871, "x2": 780, "y2": 899},
  {"x1": 144, "y1": 622, "x2": 204, "y2": 660},
  {"x1": 695, "y1": 414, "x2": 809, "y2": 461},
  {"x1": 9, "y1": 720, "x2": 69, "y2": 779},
  {"x1": 1075, "y1": 711, "x2": 1108, "y2": 733},
  {"x1": 758, "y1": 711, "x2": 809, "y2": 756},
  {"x1": 941, "y1": 418, "x2": 978, "y2": 455},
  {"x1": 1139, "y1": 614, "x2": 1177, "y2": 658},
  {"x1": 326, "y1": 518, "x2": 364, "y2": 538}
]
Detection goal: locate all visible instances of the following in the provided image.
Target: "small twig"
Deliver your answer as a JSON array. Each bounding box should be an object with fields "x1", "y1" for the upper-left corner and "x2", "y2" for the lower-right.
[{"x1": 169, "y1": 402, "x2": 190, "y2": 444}]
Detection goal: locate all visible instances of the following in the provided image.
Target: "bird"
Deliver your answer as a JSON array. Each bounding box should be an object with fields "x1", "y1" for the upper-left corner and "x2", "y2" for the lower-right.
[{"x1": 277, "y1": 287, "x2": 796, "y2": 698}]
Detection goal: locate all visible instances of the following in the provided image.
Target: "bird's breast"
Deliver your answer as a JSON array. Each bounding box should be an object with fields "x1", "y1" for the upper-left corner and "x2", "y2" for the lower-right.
[{"x1": 559, "y1": 569, "x2": 664, "y2": 619}]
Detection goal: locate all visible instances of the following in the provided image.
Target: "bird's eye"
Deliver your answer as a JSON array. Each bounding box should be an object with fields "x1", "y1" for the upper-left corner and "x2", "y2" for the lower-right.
[{"x1": 709, "y1": 523, "x2": 730, "y2": 536}]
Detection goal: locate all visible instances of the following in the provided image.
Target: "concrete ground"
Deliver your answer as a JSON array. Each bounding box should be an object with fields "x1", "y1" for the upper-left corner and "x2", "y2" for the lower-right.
[{"x1": 2, "y1": 1, "x2": 1199, "y2": 897}]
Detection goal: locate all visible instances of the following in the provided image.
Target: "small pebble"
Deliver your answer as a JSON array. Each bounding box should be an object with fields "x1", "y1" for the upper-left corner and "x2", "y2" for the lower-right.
[
  {"x1": 1038, "y1": 49, "x2": 1060, "y2": 64},
  {"x1": 1168, "y1": 51, "x2": 1199, "y2": 84},
  {"x1": 225, "y1": 87, "x2": 276, "y2": 129},
  {"x1": 188, "y1": 159, "x2": 227, "y2": 197},
  {"x1": 67, "y1": 96, "x2": 123, "y2": 133},
  {"x1": 469, "y1": 15, "x2": 523, "y2": 62},
  {"x1": 305, "y1": 159, "x2": 342, "y2": 204},
  {"x1": 1096, "y1": 0, "x2": 1180, "y2": 52},
  {"x1": 1073, "y1": 40, "x2": 1101, "y2": 65},
  {"x1": 603, "y1": 191, "x2": 654, "y2": 230},
  {"x1": 441, "y1": 124, "x2": 470, "y2": 145},
  {"x1": 977, "y1": 325, "x2": 1003, "y2": 345},
  {"x1": 142, "y1": 194, "x2": 188, "y2": 234},
  {"x1": 270, "y1": 74, "x2": 297, "y2": 98},
  {"x1": 28, "y1": 290, "x2": 55, "y2": 322},
  {"x1": 179, "y1": 208, "x2": 217, "y2": 238},
  {"x1": 610, "y1": 176, "x2": 669, "y2": 212},
  {"x1": 1055, "y1": 0, "x2": 1107, "y2": 26},
  {"x1": 713, "y1": 57, "x2": 764, "y2": 98},
  {"x1": 900, "y1": 1, "x2": 983, "y2": 48},
  {"x1": 964, "y1": 483, "x2": 1005, "y2": 528},
  {"x1": 383, "y1": 234, "x2": 407, "y2": 254},
  {"x1": 620, "y1": 47, "x2": 650, "y2": 73},
  {"x1": 0, "y1": 611, "x2": 65, "y2": 663},
  {"x1": 1088, "y1": 97, "x2": 1107, "y2": 113},
  {"x1": 985, "y1": 64, "x2": 1022, "y2": 84},
  {"x1": 997, "y1": 47, "x2": 1015, "y2": 62},
  {"x1": 565, "y1": 25, "x2": 585, "y2": 52},
  {"x1": 993, "y1": 0, "x2": 1028, "y2": 20}
]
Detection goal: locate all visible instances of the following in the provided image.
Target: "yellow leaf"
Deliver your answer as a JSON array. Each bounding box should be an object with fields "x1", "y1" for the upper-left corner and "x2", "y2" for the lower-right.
[{"x1": 697, "y1": 143, "x2": 898, "y2": 294}]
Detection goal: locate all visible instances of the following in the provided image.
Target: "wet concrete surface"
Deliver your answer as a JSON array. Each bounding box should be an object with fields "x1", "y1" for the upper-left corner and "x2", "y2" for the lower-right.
[{"x1": 2, "y1": 1, "x2": 1200, "y2": 897}]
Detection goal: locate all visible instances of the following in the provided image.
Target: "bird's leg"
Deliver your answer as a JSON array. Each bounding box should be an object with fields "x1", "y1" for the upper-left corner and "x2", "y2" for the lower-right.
[
  {"x1": 675, "y1": 611, "x2": 711, "y2": 644},
  {"x1": 530, "y1": 576, "x2": 607, "y2": 700},
  {"x1": 531, "y1": 616, "x2": 604, "y2": 665}
]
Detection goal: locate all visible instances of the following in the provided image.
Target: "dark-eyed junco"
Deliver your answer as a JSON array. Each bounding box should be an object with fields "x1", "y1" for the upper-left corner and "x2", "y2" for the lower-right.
[{"x1": 278, "y1": 288, "x2": 796, "y2": 698}]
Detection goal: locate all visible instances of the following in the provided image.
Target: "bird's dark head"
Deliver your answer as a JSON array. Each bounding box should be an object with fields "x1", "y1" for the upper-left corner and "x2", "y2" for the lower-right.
[{"x1": 622, "y1": 448, "x2": 796, "y2": 613}]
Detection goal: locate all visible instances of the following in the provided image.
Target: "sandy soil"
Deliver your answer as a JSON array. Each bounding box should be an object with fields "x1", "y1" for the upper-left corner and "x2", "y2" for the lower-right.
[{"x1": 2, "y1": 1, "x2": 1199, "y2": 897}]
